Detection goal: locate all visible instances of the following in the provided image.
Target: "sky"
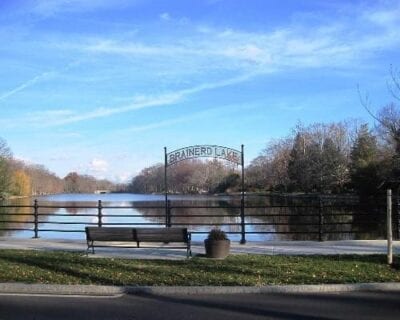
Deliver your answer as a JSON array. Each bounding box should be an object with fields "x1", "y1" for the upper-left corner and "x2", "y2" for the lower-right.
[{"x1": 0, "y1": 0, "x2": 400, "y2": 183}]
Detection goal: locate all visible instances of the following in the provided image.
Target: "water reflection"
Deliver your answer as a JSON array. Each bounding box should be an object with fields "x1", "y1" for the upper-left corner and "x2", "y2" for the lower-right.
[{"x1": 0, "y1": 193, "x2": 389, "y2": 241}]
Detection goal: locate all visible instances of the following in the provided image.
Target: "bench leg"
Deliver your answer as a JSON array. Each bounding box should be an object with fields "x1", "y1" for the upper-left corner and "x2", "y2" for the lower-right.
[{"x1": 86, "y1": 241, "x2": 95, "y2": 255}]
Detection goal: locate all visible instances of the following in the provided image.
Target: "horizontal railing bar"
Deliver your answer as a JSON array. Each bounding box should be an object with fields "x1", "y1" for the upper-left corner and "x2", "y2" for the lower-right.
[
  {"x1": 241, "y1": 223, "x2": 321, "y2": 226},
  {"x1": 0, "y1": 220, "x2": 35, "y2": 223},
  {"x1": 168, "y1": 215, "x2": 241, "y2": 218},
  {"x1": 101, "y1": 206, "x2": 165, "y2": 209},
  {"x1": 35, "y1": 205, "x2": 97, "y2": 209},
  {"x1": 0, "y1": 215, "x2": 35, "y2": 219},
  {"x1": 98, "y1": 222, "x2": 164, "y2": 225},
  {"x1": 0, "y1": 205, "x2": 34, "y2": 208},
  {"x1": 34, "y1": 205, "x2": 165, "y2": 209},
  {"x1": 323, "y1": 222, "x2": 379, "y2": 226},
  {"x1": 35, "y1": 213, "x2": 167, "y2": 218},
  {"x1": 234, "y1": 214, "x2": 320, "y2": 217},
  {"x1": 0, "y1": 212, "x2": 34, "y2": 216},
  {"x1": 37, "y1": 222, "x2": 98, "y2": 225},
  {"x1": 95, "y1": 215, "x2": 166, "y2": 218},
  {"x1": 0, "y1": 212, "x2": 386, "y2": 218},
  {"x1": 164, "y1": 223, "x2": 241, "y2": 226},
  {"x1": 0, "y1": 228, "x2": 33, "y2": 231},
  {"x1": 37, "y1": 229, "x2": 84, "y2": 232}
]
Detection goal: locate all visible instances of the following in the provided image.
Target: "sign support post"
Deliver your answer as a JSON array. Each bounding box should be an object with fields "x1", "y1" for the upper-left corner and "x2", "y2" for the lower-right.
[
  {"x1": 164, "y1": 145, "x2": 245, "y2": 242},
  {"x1": 164, "y1": 147, "x2": 169, "y2": 227},
  {"x1": 240, "y1": 144, "x2": 246, "y2": 244}
]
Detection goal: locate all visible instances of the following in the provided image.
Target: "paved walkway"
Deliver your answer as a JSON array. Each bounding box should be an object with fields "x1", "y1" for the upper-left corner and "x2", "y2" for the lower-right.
[{"x1": 0, "y1": 238, "x2": 399, "y2": 260}]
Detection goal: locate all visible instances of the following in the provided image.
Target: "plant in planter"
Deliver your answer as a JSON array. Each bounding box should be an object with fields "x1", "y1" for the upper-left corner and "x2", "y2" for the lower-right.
[{"x1": 204, "y1": 228, "x2": 230, "y2": 259}]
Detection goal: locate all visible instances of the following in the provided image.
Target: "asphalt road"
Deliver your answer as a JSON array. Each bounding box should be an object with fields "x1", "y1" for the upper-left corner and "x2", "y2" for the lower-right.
[{"x1": 0, "y1": 291, "x2": 399, "y2": 320}]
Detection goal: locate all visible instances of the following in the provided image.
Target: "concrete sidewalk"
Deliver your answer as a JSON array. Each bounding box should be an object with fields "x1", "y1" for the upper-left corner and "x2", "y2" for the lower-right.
[{"x1": 0, "y1": 237, "x2": 399, "y2": 260}]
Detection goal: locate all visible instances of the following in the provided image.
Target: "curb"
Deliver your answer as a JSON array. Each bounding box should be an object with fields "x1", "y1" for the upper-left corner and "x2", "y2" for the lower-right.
[
  {"x1": 0, "y1": 284, "x2": 124, "y2": 296},
  {"x1": 0, "y1": 282, "x2": 399, "y2": 296}
]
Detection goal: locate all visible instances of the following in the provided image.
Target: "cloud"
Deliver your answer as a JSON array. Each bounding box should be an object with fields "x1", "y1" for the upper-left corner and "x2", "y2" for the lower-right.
[
  {"x1": 363, "y1": 5, "x2": 400, "y2": 27},
  {"x1": 89, "y1": 158, "x2": 108, "y2": 173},
  {"x1": 12, "y1": 73, "x2": 259, "y2": 127},
  {"x1": 31, "y1": 0, "x2": 132, "y2": 17},
  {"x1": 159, "y1": 12, "x2": 171, "y2": 21},
  {"x1": 118, "y1": 101, "x2": 257, "y2": 134},
  {"x1": 79, "y1": 2, "x2": 400, "y2": 73},
  {"x1": 0, "y1": 70, "x2": 55, "y2": 102},
  {"x1": 0, "y1": 61, "x2": 80, "y2": 103}
]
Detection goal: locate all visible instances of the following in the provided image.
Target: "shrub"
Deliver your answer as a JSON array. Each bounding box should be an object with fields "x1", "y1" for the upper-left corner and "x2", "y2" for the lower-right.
[{"x1": 207, "y1": 228, "x2": 228, "y2": 241}]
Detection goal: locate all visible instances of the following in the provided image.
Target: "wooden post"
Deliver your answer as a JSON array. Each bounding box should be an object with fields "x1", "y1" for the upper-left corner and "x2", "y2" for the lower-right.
[{"x1": 387, "y1": 189, "x2": 393, "y2": 265}]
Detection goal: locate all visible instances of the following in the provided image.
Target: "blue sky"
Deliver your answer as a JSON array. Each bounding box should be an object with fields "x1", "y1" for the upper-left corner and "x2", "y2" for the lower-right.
[{"x1": 1, "y1": 0, "x2": 399, "y2": 182}]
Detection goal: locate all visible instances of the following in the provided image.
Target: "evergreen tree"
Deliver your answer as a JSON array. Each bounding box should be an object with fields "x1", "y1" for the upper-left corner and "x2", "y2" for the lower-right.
[
  {"x1": 350, "y1": 124, "x2": 381, "y2": 196},
  {"x1": 288, "y1": 133, "x2": 315, "y2": 192},
  {"x1": 321, "y1": 137, "x2": 348, "y2": 192}
]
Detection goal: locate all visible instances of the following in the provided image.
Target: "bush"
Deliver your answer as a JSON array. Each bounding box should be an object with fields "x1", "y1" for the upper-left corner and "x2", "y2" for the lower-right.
[{"x1": 207, "y1": 228, "x2": 228, "y2": 240}]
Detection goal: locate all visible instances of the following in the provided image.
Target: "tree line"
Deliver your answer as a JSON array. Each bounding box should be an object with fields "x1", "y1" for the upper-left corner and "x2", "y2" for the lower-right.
[
  {"x1": 129, "y1": 159, "x2": 240, "y2": 194},
  {"x1": 130, "y1": 68, "x2": 400, "y2": 197},
  {"x1": 0, "y1": 140, "x2": 117, "y2": 200}
]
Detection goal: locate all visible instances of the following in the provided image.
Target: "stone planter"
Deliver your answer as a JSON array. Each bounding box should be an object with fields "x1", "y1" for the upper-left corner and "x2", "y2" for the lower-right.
[{"x1": 204, "y1": 239, "x2": 231, "y2": 259}]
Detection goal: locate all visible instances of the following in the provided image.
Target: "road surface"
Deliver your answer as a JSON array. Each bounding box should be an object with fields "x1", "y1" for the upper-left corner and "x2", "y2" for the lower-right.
[{"x1": 0, "y1": 291, "x2": 399, "y2": 319}]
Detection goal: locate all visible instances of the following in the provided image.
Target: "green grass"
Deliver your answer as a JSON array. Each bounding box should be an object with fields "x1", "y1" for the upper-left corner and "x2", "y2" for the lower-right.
[{"x1": 0, "y1": 250, "x2": 399, "y2": 286}]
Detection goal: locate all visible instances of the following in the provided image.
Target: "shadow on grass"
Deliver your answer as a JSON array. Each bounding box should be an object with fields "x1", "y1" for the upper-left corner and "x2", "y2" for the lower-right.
[
  {"x1": 0, "y1": 253, "x2": 121, "y2": 285},
  {"x1": 0, "y1": 250, "x2": 398, "y2": 286}
]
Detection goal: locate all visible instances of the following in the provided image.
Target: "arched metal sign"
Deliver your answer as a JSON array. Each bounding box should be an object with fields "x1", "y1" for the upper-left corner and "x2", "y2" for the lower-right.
[
  {"x1": 166, "y1": 145, "x2": 242, "y2": 166},
  {"x1": 163, "y1": 144, "x2": 246, "y2": 243}
]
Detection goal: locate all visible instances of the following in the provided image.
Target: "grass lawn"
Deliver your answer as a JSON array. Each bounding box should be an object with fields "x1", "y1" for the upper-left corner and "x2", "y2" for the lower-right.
[{"x1": 0, "y1": 250, "x2": 399, "y2": 286}]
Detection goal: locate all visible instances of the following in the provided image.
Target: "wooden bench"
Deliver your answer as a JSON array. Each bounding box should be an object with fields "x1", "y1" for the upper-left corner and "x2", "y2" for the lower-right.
[{"x1": 85, "y1": 227, "x2": 192, "y2": 258}]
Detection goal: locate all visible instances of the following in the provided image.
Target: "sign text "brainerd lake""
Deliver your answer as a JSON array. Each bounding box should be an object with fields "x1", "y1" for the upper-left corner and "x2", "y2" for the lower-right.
[{"x1": 167, "y1": 145, "x2": 242, "y2": 166}]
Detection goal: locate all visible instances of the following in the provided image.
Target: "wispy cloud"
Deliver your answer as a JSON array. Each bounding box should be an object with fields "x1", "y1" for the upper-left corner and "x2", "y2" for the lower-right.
[
  {"x1": 0, "y1": 61, "x2": 80, "y2": 103},
  {"x1": 79, "y1": 3, "x2": 400, "y2": 73},
  {"x1": 0, "y1": 70, "x2": 55, "y2": 102},
  {"x1": 13, "y1": 73, "x2": 260, "y2": 127},
  {"x1": 31, "y1": 0, "x2": 133, "y2": 17},
  {"x1": 117, "y1": 102, "x2": 256, "y2": 135}
]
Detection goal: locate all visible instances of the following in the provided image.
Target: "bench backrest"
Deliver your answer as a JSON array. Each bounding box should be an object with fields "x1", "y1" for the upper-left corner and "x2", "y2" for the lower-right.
[
  {"x1": 135, "y1": 228, "x2": 189, "y2": 243},
  {"x1": 86, "y1": 227, "x2": 133, "y2": 241},
  {"x1": 86, "y1": 227, "x2": 189, "y2": 243}
]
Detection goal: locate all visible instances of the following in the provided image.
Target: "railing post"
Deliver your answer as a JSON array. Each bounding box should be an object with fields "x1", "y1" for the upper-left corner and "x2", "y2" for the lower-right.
[
  {"x1": 33, "y1": 199, "x2": 39, "y2": 239},
  {"x1": 240, "y1": 198, "x2": 246, "y2": 244},
  {"x1": 387, "y1": 189, "x2": 393, "y2": 265},
  {"x1": 98, "y1": 200, "x2": 102, "y2": 227},
  {"x1": 318, "y1": 197, "x2": 324, "y2": 242},
  {"x1": 166, "y1": 200, "x2": 171, "y2": 228}
]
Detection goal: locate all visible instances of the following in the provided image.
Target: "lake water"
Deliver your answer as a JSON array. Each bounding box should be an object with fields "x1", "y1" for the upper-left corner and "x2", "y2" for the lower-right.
[{"x1": 0, "y1": 193, "x2": 388, "y2": 242}]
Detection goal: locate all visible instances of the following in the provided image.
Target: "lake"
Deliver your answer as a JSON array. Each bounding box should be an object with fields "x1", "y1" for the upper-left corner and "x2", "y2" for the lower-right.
[{"x1": 0, "y1": 193, "x2": 388, "y2": 242}]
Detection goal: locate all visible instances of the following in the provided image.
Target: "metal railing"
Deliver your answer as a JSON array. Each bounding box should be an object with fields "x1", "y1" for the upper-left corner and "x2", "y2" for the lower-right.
[{"x1": 0, "y1": 198, "x2": 399, "y2": 242}]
